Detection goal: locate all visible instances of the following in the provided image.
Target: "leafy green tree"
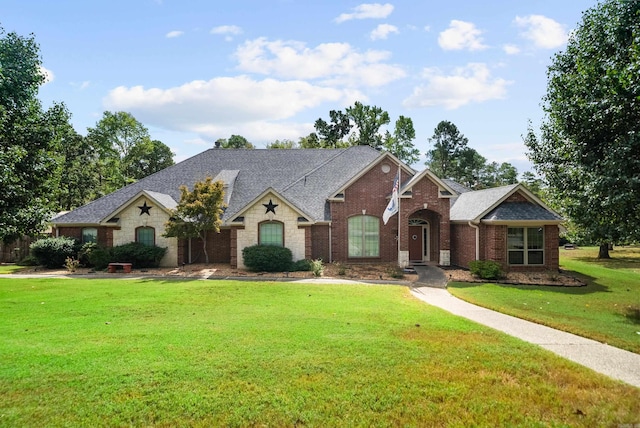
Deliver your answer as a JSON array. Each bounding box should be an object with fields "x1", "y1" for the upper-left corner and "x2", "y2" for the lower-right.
[
  {"x1": 314, "y1": 109, "x2": 352, "y2": 147},
  {"x1": 424, "y1": 120, "x2": 469, "y2": 179},
  {"x1": 382, "y1": 115, "x2": 420, "y2": 165},
  {"x1": 455, "y1": 147, "x2": 486, "y2": 189},
  {"x1": 50, "y1": 115, "x2": 99, "y2": 210},
  {"x1": 298, "y1": 133, "x2": 323, "y2": 148},
  {"x1": 217, "y1": 135, "x2": 254, "y2": 149},
  {"x1": 87, "y1": 111, "x2": 152, "y2": 193},
  {"x1": 478, "y1": 161, "x2": 519, "y2": 189},
  {"x1": 125, "y1": 139, "x2": 174, "y2": 180},
  {"x1": 0, "y1": 28, "x2": 65, "y2": 242},
  {"x1": 525, "y1": 0, "x2": 640, "y2": 258},
  {"x1": 163, "y1": 177, "x2": 226, "y2": 264},
  {"x1": 345, "y1": 101, "x2": 390, "y2": 147},
  {"x1": 266, "y1": 139, "x2": 298, "y2": 149},
  {"x1": 520, "y1": 171, "x2": 546, "y2": 199}
]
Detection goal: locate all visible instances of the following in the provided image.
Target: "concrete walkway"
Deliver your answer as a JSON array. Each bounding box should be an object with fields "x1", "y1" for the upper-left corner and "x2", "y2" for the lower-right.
[{"x1": 411, "y1": 285, "x2": 640, "y2": 388}]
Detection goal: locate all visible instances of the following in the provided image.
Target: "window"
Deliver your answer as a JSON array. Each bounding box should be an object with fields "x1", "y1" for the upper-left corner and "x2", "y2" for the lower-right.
[
  {"x1": 82, "y1": 227, "x2": 97, "y2": 244},
  {"x1": 348, "y1": 215, "x2": 379, "y2": 257},
  {"x1": 136, "y1": 227, "x2": 155, "y2": 246},
  {"x1": 508, "y1": 227, "x2": 544, "y2": 265},
  {"x1": 259, "y1": 221, "x2": 283, "y2": 246}
]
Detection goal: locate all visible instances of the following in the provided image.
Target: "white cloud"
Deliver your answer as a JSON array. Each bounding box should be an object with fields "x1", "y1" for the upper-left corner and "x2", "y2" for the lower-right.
[
  {"x1": 370, "y1": 24, "x2": 399, "y2": 40},
  {"x1": 103, "y1": 76, "x2": 349, "y2": 140},
  {"x1": 39, "y1": 66, "x2": 54, "y2": 85},
  {"x1": 165, "y1": 30, "x2": 184, "y2": 38},
  {"x1": 503, "y1": 44, "x2": 520, "y2": 55},
  {"x1": 403, "y1": 63, "x2": 512, "y2": 109},
  {"x1": 514, "y1": 15, "x2": 567, "y2": 49},
  {"x1": 335, "y1": 3, "x2": 394, "y2": 23},
  {"x1": 438, "y1": 20, "x2": 488, "y2": 51},
  {"x1": 234, "y1": 38, "x2": 405, "y2": 87},
  {"x1": 211, "y1": 25, "x2": 243, "y2": 41}
]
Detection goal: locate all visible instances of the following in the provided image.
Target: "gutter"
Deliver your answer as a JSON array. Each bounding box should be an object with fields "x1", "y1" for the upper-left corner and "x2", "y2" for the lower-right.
[{"x1": 468, "y1": 221, "x2": 480, "y2": 260}]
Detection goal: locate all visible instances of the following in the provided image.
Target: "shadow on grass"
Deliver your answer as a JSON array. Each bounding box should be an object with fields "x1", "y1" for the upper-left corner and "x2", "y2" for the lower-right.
[
  {"x1": 452, "y1": 269, "x2": 609, "y2": 295},
  {"x1": 571, "y1": 256, "x2": 640, "y2": 270}
]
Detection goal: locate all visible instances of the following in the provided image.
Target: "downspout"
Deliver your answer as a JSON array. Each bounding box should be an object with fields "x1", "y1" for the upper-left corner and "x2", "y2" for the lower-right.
[
  {"x1": 328, "y1": 222, "x2": 333, "y2": 263},
  {"x1": 468, "y1": 221, "x2": 480, "y2": 260}
]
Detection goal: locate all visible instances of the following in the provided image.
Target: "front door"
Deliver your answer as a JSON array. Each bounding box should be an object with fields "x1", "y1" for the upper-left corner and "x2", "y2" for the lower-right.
[
  {"x1": 409, "y1": 225, "x2": 425, "y2": 261},
  {"x1": 408, "y1": 219, "x2": 430, "y2": 262}
]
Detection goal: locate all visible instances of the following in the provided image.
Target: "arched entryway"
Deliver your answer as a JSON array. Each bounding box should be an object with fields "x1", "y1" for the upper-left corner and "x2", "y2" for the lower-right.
[{"x1": 408, "y1": 218, "x2": 429, "y2": 262}]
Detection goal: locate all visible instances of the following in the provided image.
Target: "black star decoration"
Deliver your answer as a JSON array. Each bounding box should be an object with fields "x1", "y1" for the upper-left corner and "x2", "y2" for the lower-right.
[
  {"x1": 263, "y1": 199, "x2": 278, "y2": 214},
  {"x1": 138, "y1": 201, "x2": 152, "y2": 216}
]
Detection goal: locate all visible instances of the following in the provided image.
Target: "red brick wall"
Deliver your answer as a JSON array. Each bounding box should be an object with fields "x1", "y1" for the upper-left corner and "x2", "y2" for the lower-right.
[
  {"x1": 186, "y1": 229, "x2": 231, "y2": 264},
  {"x1": 330, "y1": 160, "x2": 403, "y2": 263},
  {"x1": 400, "y1": 177, "x2": 450, "y2": 254},
  {"x1": 451, "y1": 224, "x2": 476, "y2": 267},
  {"x1": 311, "y1": 225, "x2": 330, "y2": 261},
  {"x1": 55, "y1": 226, "x2": 114, "y2": 247}
]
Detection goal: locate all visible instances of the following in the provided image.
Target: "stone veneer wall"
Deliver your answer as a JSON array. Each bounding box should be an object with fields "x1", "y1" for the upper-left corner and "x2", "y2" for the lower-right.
[
  {"x1": 112, "y1": 196, "x2": 178, "y2": 267},
  {"x1": 235, "y1": 194, "x2": 307, "y2": 269}
]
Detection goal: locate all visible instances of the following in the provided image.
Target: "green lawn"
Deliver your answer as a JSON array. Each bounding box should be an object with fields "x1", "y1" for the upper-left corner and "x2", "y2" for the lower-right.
[
  {"x1": 0, "y1": 278, "x2": 638, "y2": 427},
  {"x1": 448, "y1": 246, "x2": 640, "y2": 354},
  {"x1": 0, "y1": 264, "x2": 25, "y2": 274}
]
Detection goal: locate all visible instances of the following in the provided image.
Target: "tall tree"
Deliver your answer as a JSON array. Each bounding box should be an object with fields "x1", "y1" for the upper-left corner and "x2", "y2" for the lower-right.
[
  {"x1": 525, "y1": 0, "x2": 640, "y2": 258},
  {"x1": 0, "y1": 28, "x2": 65, "y2": 242},
  {"x1": 50, "y1": 113, "x2": 99, "y2": 211},
  {"x1": 382, "y1": 115, "x2": 420, "y2": 165},
  {"x1": 87, "y1": 111, "x2": 152, "y2": 193},
  {"x1": 345, "y1": 101, "x2": 390, "y2": 147},
  {"x1": 125, "y1": 139, "x2": 174, "y2": 180},
  {"x1": 314, "y1": 109, "x2": 352, "y2": 147},
  {"x1": 163, "y1": 177, "x2": 226, "y2": 264},
  {"x1": 424, "y1": 120, "x2": 469, "y2": 179}
]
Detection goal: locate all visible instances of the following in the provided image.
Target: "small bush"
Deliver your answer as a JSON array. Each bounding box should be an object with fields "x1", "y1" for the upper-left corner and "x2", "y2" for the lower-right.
[
  {"x1": 30, "y1": 237, "x2": 78, "y2": 269},
  {"x1": 290, "y1": 259, "x2": 312, "y2": 272},
  {"x1": 88, "y1": 247, "x2": 112, "y2": 270},
  {"x1": 111, "y1": 242, "x2": 167, "y2": 268},
  {"x1": 242, "y1": 245, "x2": 293, "y2": 272},
  {"x1": 386, "y1": 265, "x2": 405, "y2": 279},
  {"x1": 469, "y1": 260, "x2": 503, "y2": 280},
  {"x1": 65, "y1": 257, "x2": 80, "y2": 273},
  {"x1": 310, "y1": 259, "x2": 324, "y2": 277},
  {"x1": 78, "y1": 242, "x2": 98, "y2": 267},
  {"x1": 334, "y1": 262, "x2": 347, "y2": 276}
]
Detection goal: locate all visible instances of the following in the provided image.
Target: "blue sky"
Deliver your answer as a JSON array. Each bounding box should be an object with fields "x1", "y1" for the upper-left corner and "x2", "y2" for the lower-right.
[{"x1": 4, "y1": 0, "x2": 595, "y2": 173}]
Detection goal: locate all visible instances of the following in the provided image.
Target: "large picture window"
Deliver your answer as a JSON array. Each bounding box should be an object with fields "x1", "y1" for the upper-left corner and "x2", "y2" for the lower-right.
[
  {"x1": 508, "y1": 227, "x2": 544, "y2": 265},
  {"x1": 82, "y1": 227, "x2": 98, "y2": 244},
  {"x1": 259, "y1": 221, "x2": 283, "y2": 246},
  {"x1": 348, "y1": 215, "x2": 379, "y2": 257},
  {"x1": 136, "y1": 227, "x2": 155, "y2": 246}
]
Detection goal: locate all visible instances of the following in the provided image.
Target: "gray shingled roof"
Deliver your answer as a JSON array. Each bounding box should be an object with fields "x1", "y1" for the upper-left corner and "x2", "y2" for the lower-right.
[
  {"x1": 483, "y1": 202, "x2": 562, "y2": 222},
  {"x1": 441, "y1": 179, "x2": 471, "y2": 194},
  {"x1": 449, "y1": 184, "x2": 519, "y2": 221},
  {"x1": 53, "y1": 146, "x2": 383, "y2": 225}
]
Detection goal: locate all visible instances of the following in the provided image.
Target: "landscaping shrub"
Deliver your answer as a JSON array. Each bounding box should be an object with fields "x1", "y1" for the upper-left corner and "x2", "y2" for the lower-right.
[
  {"x1": 17, "y1": 255, "x2": 39, "y2": 266},
  {"x1": 87, "y1": 247, "x2": 112, "y2": 270},
  {"x1": 469, "y1": 260, "x2": 503, "y2": 280},
  {"x1": 310, "y1": 259, "x2": 324, "y2": 277},
  {"x1": 78, "y1": 242, "x2": 98, "y2": 267},
  {"x1": 29, "y1": 237, "x2": 78, "y2": 269},
  {"x1": 290, "y1": 259, "x2": 312, "y2": 272},
  {"x1": 111, "y1": 242, "x2": 167, "y2": 268},
  {"x1": 242, "y1": 245, "x2": 292, "y2": 272}
]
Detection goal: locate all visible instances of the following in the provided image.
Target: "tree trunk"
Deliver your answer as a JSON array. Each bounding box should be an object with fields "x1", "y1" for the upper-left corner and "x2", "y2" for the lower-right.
[
  {"x1": 202, "y1": 231, "x2": 209, "y2": 264},
  {"x1": 598, "y1": 243, "x2": 611, "y2": 259}
]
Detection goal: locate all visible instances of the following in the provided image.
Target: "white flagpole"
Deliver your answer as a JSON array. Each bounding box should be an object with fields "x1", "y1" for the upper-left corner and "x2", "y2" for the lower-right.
[{"x1": 397, "y1": 165, "x2": 401, "y2": 267}]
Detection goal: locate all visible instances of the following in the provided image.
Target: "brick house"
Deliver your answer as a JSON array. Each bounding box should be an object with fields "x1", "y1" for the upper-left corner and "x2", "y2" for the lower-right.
[{"x1": 51, "y1": 146, "x2": 562, "y2": 271}]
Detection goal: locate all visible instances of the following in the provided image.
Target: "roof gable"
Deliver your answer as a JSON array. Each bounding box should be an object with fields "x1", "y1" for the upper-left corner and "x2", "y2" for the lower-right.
[{"x1": 450, "y1": 183, "x2": 562, "y2": 223}]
